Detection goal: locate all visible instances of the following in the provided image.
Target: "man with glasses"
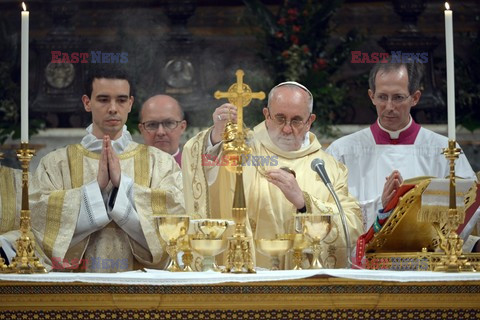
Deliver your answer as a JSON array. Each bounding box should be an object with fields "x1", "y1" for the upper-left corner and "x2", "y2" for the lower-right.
[
  {"x1": 182, "y1": 82, "x2": 362, "y2": 268},
  {"x1": 139, "y1": 95, "x2": 187, "y2": 166},
  {"x1": 326, "y1": 60, "x2": 479, "y2": 252},
  {"x1": 30, "y1": 66, "x2": 185, "y2": 272}
]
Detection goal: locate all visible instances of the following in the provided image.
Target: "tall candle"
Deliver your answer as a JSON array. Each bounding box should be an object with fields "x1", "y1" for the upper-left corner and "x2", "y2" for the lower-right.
[
  {"x1": 445, "y1": 2, "x2": 455, "y2": 141},
  {"x1": 21, "y1": 2, "x2": 29, "y2": 143}
]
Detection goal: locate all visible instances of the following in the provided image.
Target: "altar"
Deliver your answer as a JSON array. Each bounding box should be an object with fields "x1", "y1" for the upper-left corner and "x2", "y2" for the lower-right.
[{"x1": 1, "y1": 269, "x2": 480, "y2": 319}]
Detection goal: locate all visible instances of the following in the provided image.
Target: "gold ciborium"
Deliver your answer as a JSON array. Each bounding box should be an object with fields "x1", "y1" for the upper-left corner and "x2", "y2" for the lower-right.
[
  {"x1": 255, "y1": 237, "x2": 293, "y2": 270},
  {"x1": 155, "y1": 215, "x2": 190, "y2": 272},
  {"x1": 195, "y1": 219, "x2": 231, "y2": 239},
  {"x1": 295, "y1": 213, "x2": 332, "y2": 269},
  {"x1": 190, "y1": 235, "x2": 228, "y2": 271}
]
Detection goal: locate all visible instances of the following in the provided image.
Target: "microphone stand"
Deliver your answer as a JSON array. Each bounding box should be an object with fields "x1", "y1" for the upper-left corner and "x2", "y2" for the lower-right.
[{"x1": 324, "y1": 182, "x2": 352, "y2": 268}]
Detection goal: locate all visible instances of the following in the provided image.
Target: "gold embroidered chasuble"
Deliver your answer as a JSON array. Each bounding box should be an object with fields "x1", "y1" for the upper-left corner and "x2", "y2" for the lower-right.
[
  {"x1": 30, "y1": 142, "x2": 184, "y2": 272},
  {"x1": 182, "y1": 122, "x2": 363, "y2": 268},
  {"x1": 0, "y1": 166, "x2": 22, "y2": 244}
]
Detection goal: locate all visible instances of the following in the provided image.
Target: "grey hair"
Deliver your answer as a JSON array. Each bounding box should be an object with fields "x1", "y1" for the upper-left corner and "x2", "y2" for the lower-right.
[{"x1": 267, "y1": 81, "x2": 314, "y2": 113}]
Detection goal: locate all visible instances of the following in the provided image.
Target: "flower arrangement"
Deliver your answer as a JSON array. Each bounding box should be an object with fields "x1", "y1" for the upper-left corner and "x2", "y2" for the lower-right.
[{"x1": 243, "y1": 0, "x2": 361, "y2": 135}]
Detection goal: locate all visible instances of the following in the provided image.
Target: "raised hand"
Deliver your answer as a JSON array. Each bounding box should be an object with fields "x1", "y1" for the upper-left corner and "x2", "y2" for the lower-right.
[
  {"x1": 381, "y1": 170, "x2": 403, "y2": 209},
  {"x1": 265, "y1": 168, "x2": 305, "y2": 210},
  {"x1": 105, "y1": 136, "x2": 121, "y2": 188},
  {"x1": 97, "y1": 136, "x2": 110, "y2": 191},
  {"x1": 211, "y1": 103, "x2": 238, "y2": 145}
]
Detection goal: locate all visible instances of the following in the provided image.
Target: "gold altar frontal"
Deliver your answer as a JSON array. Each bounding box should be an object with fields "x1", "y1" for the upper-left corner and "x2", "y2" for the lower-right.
[{"x1": 2, "y1": 276, "x2": 480, "y2": 319}]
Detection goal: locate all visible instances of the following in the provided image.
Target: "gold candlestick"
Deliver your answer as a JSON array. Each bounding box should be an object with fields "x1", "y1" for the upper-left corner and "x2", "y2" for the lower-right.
[
  {"x1": 6, "y1": 142, "x2": 47, "y2": 273},
  {"x1": 432, "y1": 140, "x2": 474, "y2": 272}
]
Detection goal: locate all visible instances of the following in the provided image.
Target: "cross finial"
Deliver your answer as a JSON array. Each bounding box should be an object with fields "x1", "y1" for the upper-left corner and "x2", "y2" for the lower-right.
[{"x1": 214, "y1": 70, "x2": 265, "y2": 133}]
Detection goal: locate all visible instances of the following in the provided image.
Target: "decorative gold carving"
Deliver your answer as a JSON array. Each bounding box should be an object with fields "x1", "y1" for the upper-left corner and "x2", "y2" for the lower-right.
[{"x1": 365, "y1": 140, "x2": 480, "y2": 272}]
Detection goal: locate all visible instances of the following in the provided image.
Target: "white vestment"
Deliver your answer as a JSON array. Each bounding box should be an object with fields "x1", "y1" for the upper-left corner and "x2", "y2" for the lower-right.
[
  {"x1": 30, "y1": 126, "x2": 185, "y2": 272},
  {"x1": 0, "y1": 166, "x2": 22, "y2": 261},
  {"x1": 326, "y1": 126, "x2": 479, "y2": 250}
]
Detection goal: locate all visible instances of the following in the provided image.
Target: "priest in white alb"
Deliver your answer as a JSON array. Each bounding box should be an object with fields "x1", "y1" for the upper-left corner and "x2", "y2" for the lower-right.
[
  {"x1": 326, "y1": 60, "x2": 479, "y2": 252},
  {"x1": 182, "y1": 82, "x2": 363, "y2": 268},
  {"x1": 30, "y1": 67, "x2": 185, "y2": 272}
]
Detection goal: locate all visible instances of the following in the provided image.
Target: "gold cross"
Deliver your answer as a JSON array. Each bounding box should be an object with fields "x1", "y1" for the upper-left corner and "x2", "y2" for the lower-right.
[{"x1": 214, "y1": 70, "x2": 265, "y2": 133}]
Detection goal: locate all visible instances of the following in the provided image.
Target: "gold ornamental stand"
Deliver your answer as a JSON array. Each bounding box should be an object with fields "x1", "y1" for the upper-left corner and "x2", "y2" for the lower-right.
[
  {"x1": 214, "y1": 70, "x2": 265, "y2": 273},
  {"x1": 430, "y1": 140, "x2": 475, "y2": 272},
  {"x1": 4, "y1": 143, "x2": 47, "y2": 273}
]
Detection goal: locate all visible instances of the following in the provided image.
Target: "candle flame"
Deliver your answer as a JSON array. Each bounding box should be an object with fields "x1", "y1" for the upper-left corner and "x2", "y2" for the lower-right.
[
  {"x1": 22, "y1": 2, "x2": 27, "y2": 11},
  {"x1": 445, "y1": 2, "x2": 450, "y2": 10}
]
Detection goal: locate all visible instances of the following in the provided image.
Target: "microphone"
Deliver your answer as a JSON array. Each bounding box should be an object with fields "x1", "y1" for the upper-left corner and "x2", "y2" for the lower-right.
[
  {"x1": 311, "y1": 158, "x2": 352, "y2": 268},
  {"x1": 311, "y1": 158, "x2": 331, "y2": 185}
]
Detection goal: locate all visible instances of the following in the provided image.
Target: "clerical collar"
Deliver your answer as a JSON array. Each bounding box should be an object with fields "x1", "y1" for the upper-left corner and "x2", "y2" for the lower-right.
[
  {"x1": 370, "y1": 117, "x2": 421, "y2": 145},
  {"x1": 81, "y1": 124, "x2": 133, "y2": 153},
  {"x1": 172, "y1": 148, "x2": 180, "y2": 157},
  {"x1": 300, "y1": 132, "x2": 310, "y2": 149}
]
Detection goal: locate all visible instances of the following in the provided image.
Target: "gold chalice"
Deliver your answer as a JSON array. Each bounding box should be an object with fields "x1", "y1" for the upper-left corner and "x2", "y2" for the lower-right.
[
  {"x1": 154, "y1": 215, "x2": 190, "y2": 272},
  {"x1": 189, "y1": 235, "x2": 228, "y2": 271},
  {"x1": 295, "y1": 213, "x2": 332, "y2": 269},
  {"x1": 256, "y1": 237, "x2": 293, "y2": 270},
  {"x1": 290, "y1": 233, "x2": 311, "y2": 270}
]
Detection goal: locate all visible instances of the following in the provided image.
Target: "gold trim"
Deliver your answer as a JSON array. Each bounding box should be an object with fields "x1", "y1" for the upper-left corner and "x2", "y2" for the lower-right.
[
  {"x1": 0, "y1": 166, "x2": 16, "y2": 233},
  {"x1": 1, "y1": 278, "x2": 480, "y2": 311},
  {"x1": 67, "y1": 145, "x2": 84, "y2": 189},
  {"x1": 303, "y1": 191, "x2": 312, "y2": 213},
  {"x1": 201, "y1": 129, "x2": 212, "y2": 217},
  {"x1": 133, "y1": 144, "x2": 149, "y2": 187},
  {"x1": 151, "y1": 190, "x2": 167, "y2": 215},
  {"x1": 69, "y1": 144, "x2": 148, "y2": 161},
  {"x1": 42, "y1": 191, "x2": 66, "y2": 258},
  {"x1": 423, "y1": 190, "x2": 471, "y2": 196}
]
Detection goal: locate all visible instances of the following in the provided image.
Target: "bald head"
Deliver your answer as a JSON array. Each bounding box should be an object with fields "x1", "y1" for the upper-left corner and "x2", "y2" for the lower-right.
[
  {"x1": 140, "y1": 95, "x2": 184, "y2": 122},
  {"x1": 139, "y1": 95, "x2": 186, "y2": 155}
]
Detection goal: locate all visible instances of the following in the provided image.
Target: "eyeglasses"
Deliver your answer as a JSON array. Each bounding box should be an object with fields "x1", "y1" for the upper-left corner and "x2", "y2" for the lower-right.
[
  {"x1": 141, "y1": 120, "x2": 183, "y2": 132},
  {"x1": 373, "y1": 93, "x2": 411, "y2": 105},
  {"x1": 268, "y1": 111, "x2": 310, "y2": 129}
]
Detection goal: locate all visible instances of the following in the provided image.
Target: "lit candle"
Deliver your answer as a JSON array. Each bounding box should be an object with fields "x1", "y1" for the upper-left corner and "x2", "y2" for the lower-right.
[
  {"x1": 445, "y1": 2, "x2": 455, "y2": 141},
  {"x1": 21, "y1": 2, "x2": 29, "y2": 143}
]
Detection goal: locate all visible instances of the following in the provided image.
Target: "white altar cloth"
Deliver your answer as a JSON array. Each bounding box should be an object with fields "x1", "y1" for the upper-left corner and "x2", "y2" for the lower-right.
[{"x1": 1, "y1": 269, "x2": 480, "y2": 286}]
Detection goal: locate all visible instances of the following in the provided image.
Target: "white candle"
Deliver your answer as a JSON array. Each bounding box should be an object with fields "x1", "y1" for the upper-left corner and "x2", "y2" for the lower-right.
[
  {"x1": 445, "y1": 2, "x2": 455, "y2": 141},
  {"x1": 21, "y1": 2, "x2": 29, "y2": 143}
]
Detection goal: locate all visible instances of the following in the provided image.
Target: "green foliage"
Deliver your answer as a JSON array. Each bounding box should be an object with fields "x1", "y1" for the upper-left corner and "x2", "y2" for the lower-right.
[{"x1": 243, "y1": 0, "x2": 362, "y2": 136}]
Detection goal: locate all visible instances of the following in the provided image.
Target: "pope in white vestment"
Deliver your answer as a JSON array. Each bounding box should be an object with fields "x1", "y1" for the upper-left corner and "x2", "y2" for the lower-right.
[
  {"x1": 30, "y1": 125, "x2": 184, "y2": 272},
  {"x1": 183, "y1": 83, "x2": 363, "y2": 269}
]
